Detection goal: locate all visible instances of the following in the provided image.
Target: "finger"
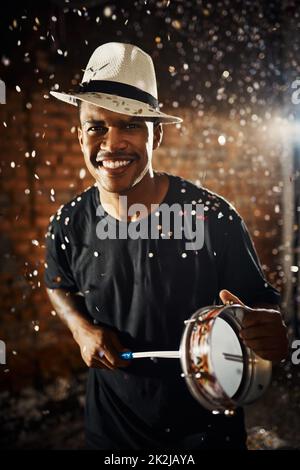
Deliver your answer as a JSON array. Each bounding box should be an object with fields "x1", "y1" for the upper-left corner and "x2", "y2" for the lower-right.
[
  {"x1": 252, "y1": 349, "x2": 284, "y2": 362},
  {"x1": 242, "y1": 337, "x2": 278, "y2": 351},
  {"x1": 219, "y1": 289, "x2": 245, "y2": 307},
  {"x1": 240, "y1": 325, "x2": 284, "y2": 340},
  {"x1": 110, "y1": 335, "x2": 131, "y2": 367},
  {"x1": 241, "y1": 310, "x2": 279, "y2": 328},
  {"x1": 93, "y1": 351, "x2": 115, "y2": 370},
  {"x1": 101, "y1": 341, "x2": 125, "y2": 368}
]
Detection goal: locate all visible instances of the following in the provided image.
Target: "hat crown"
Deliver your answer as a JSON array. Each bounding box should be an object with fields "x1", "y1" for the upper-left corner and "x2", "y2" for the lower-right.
[{"x1": 82, "y1": 42, "x2": 158, "y2": 99}]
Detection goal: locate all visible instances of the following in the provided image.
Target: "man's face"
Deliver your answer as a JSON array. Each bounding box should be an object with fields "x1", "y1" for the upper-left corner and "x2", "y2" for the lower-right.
[{"x1": 78, "y1": 102, "x2": 163, "y2": 194}]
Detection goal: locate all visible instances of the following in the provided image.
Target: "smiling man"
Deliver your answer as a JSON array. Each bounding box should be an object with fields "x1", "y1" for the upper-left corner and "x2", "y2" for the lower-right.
[{"x1": 44, "y1": 42, "x2": 288, "y2": 450}]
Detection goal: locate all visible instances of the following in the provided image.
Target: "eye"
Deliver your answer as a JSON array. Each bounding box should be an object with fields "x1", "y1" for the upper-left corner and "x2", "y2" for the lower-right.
[{"x1": 87, "y1": 126, "x2": 107, "y2": 134}]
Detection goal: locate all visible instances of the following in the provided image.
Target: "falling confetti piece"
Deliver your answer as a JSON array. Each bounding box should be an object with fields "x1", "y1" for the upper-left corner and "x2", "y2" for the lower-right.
[
  {"x1": 2, "y1": 56, "x2": 10, "y2": 66},
  {"x1": 218, "y1": 135, "x2": 226, "y2": 145},
  {"x1": 103, "y1": 6, "x2": 112, "y2": 17},
  {"x1": 79, "y1": 168, "x2": 86, "y2": 179},
  {"x1": 172, "y1": 19, "x2": 181, "y2": 29}
]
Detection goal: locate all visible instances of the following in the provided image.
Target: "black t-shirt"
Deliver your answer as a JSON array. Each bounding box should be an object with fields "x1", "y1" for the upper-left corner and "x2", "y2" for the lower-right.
[{"x1": 44, "y1": 174, "x2": 280, "y2": 449}]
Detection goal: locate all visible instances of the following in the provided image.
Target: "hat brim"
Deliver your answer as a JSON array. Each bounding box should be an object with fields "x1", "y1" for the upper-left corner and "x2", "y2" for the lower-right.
[{"x1": 50, "y1": 90, "x2": 182, "y2": 125}]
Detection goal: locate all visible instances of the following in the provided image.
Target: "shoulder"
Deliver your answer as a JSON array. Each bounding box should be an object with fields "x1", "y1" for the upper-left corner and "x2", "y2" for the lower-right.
[
  {"x1": 168, "y1": 174, "x2": 241, "y2": 222},
  {"x1": 45, "y1": 185, "x2": 96, "y2": 238}
]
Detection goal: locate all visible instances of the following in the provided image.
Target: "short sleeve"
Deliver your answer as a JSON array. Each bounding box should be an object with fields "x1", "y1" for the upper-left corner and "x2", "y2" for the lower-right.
[
  {"x1": 217, "y1": 214, "x2": 281, "y2": 307},
  {"x1": 44, "y1": 216, "x2": 79, "y2": 292}
]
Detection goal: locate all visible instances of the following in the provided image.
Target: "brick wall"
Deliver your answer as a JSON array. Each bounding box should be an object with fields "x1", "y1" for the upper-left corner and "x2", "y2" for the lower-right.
[{"x1": 0, "y1": 89, "x2": 284, "y2": 391}]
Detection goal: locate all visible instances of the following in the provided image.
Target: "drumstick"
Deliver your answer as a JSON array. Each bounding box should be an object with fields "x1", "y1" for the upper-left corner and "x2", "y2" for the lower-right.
[
  {"x1": 120, "y1": 351, "x2": 180, "y2": 360},
  {"x1": 121, "y1": 351, "x2": 245, "y2": 361},
  {"x1": 120, "y1": 352, "x2": 244, "y2": 362}
]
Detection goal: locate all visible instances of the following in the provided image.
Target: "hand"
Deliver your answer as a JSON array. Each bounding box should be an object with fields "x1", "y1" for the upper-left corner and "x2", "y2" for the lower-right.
[
  {"x1": 72, "y1": 322, "x2": 131, "y2": 370},
  {"x1": 219, "y1": 289, "x2": 288, "y2": 363}
]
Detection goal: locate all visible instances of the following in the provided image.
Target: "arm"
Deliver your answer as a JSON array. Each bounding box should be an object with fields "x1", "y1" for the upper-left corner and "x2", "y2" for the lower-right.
[
  {"x1": 214, "y1": 207, "x2": 287, "y2": 362},
  {"x1": 46, "y1": 288, "x2": 130, "y2": 370}
]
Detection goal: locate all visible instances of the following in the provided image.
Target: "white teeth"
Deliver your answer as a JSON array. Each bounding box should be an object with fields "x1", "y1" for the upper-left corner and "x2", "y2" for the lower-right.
[{"x1": 101, "y1": 160, "x2": 132, "y2": 169}]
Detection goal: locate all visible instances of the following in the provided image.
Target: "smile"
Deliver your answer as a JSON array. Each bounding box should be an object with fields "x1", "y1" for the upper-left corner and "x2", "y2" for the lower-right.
[
  {"x1": 101, "y1": 159, "x2": 132, "y2": 169},
  {"x1": 96, "y1": 159, "x2": 135, "y2": 175}
]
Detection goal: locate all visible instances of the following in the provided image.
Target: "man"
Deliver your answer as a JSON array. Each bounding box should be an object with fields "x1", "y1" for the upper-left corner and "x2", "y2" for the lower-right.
[{"x1": 45, "y1": 42, "x2": 288, "y2": 449}]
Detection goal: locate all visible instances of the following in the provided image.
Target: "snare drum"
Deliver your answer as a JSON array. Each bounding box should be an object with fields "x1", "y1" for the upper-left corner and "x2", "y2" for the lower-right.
[
  {"x1": 120, "y1": 303, "x2": 272, "y2": 412},
  {"x1": 179, "y1": 304, "x2": 272, "y2": 411}
]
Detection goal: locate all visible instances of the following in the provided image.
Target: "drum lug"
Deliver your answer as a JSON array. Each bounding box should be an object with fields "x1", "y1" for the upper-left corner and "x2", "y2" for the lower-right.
[
  {"x1": 180, "y1": 372, "x2": 194, "y2": 379},
  {"x1": 184, "y1": 318, "x2": 196, "y2": 325}
]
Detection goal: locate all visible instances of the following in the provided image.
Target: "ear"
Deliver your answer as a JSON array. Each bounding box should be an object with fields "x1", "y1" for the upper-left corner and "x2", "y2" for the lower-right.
[
  {"x1": 153, "y1": 123, "x2": 163, "y2": 151},
  {"x1": 77, "y1": 126, "x2": 83, "y2": 152}
]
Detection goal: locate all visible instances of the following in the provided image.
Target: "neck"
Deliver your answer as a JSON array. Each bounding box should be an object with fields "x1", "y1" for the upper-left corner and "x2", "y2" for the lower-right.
[{"x1": 97, "y1": 171, "x2": 165, "y2": 221}]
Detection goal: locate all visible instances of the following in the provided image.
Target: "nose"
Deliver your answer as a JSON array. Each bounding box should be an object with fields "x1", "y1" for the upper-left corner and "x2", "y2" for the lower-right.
[{"x1": 100, "y1": 127, "x2": 128, "y2": 153}]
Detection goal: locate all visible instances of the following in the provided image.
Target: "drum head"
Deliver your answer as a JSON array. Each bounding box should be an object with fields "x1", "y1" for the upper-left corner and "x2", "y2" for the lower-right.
[
  {"x1": 210, "y1": 316, "x2": 244, "y2": 398},
  {"x1": 179, "y1": 305, "x2": 272, "y2": 412}
]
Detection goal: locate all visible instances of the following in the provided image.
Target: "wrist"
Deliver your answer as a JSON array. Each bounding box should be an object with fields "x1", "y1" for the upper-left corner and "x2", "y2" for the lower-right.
[{"x1": 70, "y1": 316, "x2": 93, "y2": 343}]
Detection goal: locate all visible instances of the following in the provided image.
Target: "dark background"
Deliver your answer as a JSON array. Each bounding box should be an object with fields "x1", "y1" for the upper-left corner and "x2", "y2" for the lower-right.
[{"x1": 0, "y1": 0, "x2": 299, "y2": 449}]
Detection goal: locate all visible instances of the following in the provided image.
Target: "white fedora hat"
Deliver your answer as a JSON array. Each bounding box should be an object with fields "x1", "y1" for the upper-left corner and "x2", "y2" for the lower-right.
[{"x1": 50, "y1": 42, "x2": 182, "y2": 125}]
